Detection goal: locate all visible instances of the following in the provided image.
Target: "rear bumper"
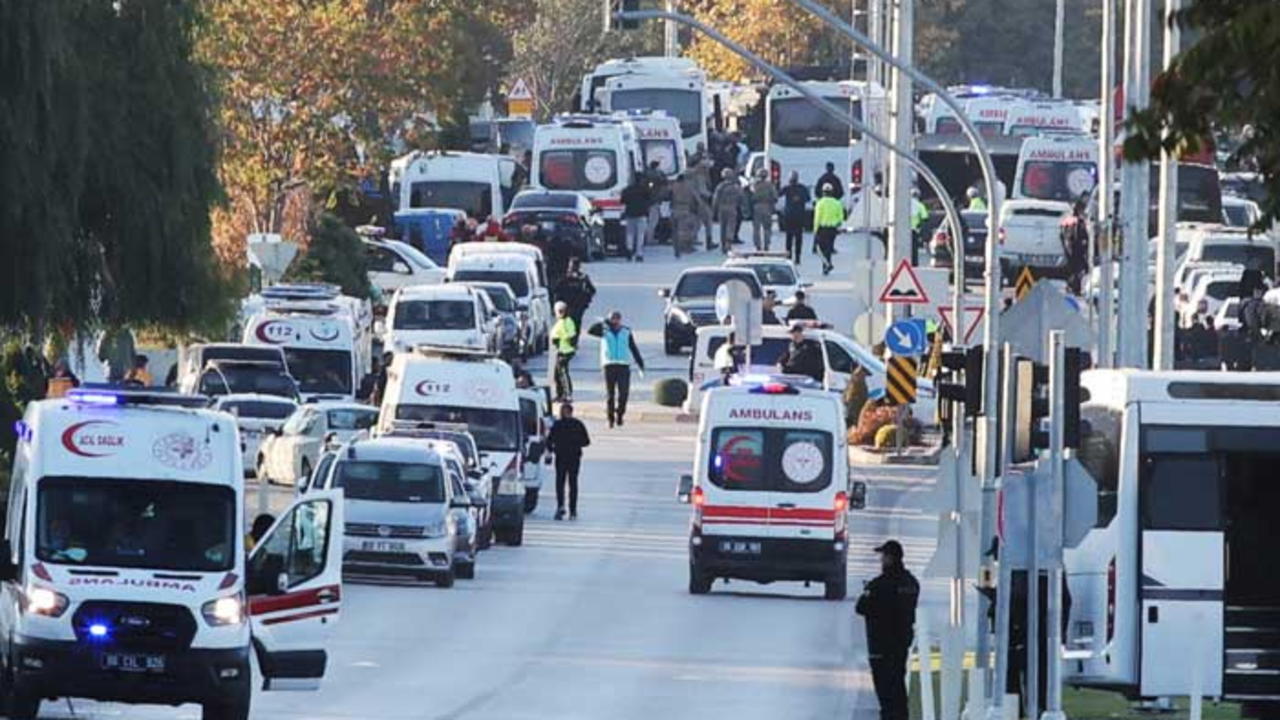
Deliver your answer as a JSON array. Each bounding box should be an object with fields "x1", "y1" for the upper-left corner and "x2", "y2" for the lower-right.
[
  {"x1": 11, "y1": 635, "x2": 249, "y2": 706},
  {"x1": 492, "y1": 493, "x2": 525, "y2": 529},
  {"x1": 690, "y1": 534, "x2": 846, "y2": 583}
]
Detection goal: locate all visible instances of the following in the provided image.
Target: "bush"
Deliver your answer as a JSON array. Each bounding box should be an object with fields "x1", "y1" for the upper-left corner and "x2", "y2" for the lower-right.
[
  {"x1": 284, "y1": 213, "x2": 373, "y2": 299},
  {"x1": 653, "y1": 378, "x2": 688, "y2": 407}
]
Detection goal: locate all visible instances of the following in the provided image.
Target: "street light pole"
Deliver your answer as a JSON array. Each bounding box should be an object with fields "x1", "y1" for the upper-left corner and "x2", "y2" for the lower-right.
[
  {"x1": 1117, "y1": 0, "x2": 1153, "y2": 369},
  {"x1": 886, "y1": 0, "x2": 914, "y2": 328},
  {"x1": 1153, "y1": 0, "x2": 1181, "y2": 370},
  {"x1": 1096, "y1": 0, "x2": 1116, "y2": 368},
  {"x1": 1052, "y1": 0, "x2": 1065, "y2": 98}
]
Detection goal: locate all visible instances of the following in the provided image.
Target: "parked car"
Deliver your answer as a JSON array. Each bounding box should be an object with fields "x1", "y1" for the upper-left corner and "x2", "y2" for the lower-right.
[
  {"x1": 458, "y1": 280, "x2": 527, "y2": 359},
  {"x1": 659, "y1": 267, "x2": 763, "y2": 354},
  {"x1": 364, "y1": 237, "x2": 447, "y2": 299},
  {"x1": 257, "y1": 401, "x2": 378, "y2": 485},
  {"x1": 502, "y1": 189, "x2": 605, "y2": 261},
  {"x1": 210, "y1": 393, "x2": 299, "y2": 477}
]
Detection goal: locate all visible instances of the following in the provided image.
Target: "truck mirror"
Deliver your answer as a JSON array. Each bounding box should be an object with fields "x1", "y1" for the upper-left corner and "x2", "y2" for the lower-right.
[
  {"x1": 676, "y1": 474, "x2": 694, "y2": 504},
  {"x1": 849, "y1": 481, "x2": 867, "y2": 511}
]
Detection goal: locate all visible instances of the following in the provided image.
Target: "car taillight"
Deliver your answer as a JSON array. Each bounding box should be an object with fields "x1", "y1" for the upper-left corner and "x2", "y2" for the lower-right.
[
  {"x1": 1106, "y1": 556, "x2": 1116, "y2": 642},
  {"x1": 834, "y1": 491, "x2": 849, "y2": 537},
  {"x1": 851, "y1": 160, "x2": 863, "y2": 189},
  {"x1": 932, "y1": 231, "x2": 950, "y2": 249},
  {"x1": 560, "y1": 214, "x2": 579, "y2": 224},
  {"x1": 692, "y1": 486, "x2": 705, "y2": 507},
  {"x1": 769, "y1": 159, "x2": 781, "y2": 186}
]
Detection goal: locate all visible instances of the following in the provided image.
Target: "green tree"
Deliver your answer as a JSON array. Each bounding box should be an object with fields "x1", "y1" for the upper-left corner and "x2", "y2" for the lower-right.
[
  {"x1": 1124, "y1": 1, "x2": 1280, "y2": 224},
  {"x1": 283, "y1": 214, "x2": 373, "y2": 300}
]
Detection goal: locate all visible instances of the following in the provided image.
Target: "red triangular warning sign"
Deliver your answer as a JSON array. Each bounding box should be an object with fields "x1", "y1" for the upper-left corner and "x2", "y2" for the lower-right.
[
  {"x1": 938, "y1": 305, "x2": 986, "y2": 344},
  {"x1": 508, "y1": 78, "x2": 533, "y2": 101},
  {"x1": 879, "y1": 259, "x2": 930, "y2": 304}
]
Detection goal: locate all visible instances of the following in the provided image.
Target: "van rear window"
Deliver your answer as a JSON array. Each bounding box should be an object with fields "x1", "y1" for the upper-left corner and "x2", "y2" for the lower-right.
[
  {"x1": 539, "y1": 150, "x2": 617, "y2": 191},
  {"x1": 708, "y1": 428, "x2": 833, "y2": 493}
]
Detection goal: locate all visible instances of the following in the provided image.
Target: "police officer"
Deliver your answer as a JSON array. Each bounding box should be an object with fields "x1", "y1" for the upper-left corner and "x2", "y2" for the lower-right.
[
  {"x1": 856, "y1": 539, "x2": 920, "y2": 720},
  {"x1": 778, "y1": 322, "x2": 824, "y2": 382}
]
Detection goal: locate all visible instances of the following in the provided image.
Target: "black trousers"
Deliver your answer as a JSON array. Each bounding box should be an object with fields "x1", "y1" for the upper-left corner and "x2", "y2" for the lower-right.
[
  {"x1": 555, "y1": 455, "x2": 581, "y2": 513},
  {"x1": 555, "y1": 352, "x2": 574, "y2": 401},
  {"x1": 870, "y1": 652, "x2": 909, "y2": 720},
  {"x1": 816, "y1": 227, "x2": 838, "y2": 268},
  {"x1": 784, "y1": 225, "x2": 804, "y2": 265},
  {"x1": 604, "y1": 365, "x2": 631, "y2": 422}
]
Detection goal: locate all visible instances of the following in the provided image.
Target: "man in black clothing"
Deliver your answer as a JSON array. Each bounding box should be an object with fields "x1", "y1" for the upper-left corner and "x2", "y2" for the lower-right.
[
  {"x1": 546, "y1": 402, "x2": 591, "y2": 520},
  {"x1": 620, "y1": 176, "x2": 652, "y2": 261},
  {"x1": 552, "y1": 258, "x2": 597, "y2": 339},
  {"x1": 784, "y1": 290, "x2": 818, "y2": 322},
  {"x1": 780, "y1": 171, "x2": 811, "y2": 265},
  {"x1": 814, "y1": 161, "x2": 844, "y2": 202},
  {"x1": 856, "y1": 540, "x2": 920, "y2": 720},
  {"x1": 778, "y1": 323, "x2": 824, "y2": 382}
]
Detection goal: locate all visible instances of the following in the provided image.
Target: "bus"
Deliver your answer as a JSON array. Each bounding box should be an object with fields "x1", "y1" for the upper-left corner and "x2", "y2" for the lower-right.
[{"x1": 603, "y1": 72, "x2": 709, "y2": 157}]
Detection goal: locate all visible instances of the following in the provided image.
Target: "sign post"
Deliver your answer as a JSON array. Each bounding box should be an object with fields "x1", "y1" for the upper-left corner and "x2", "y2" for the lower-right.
[{"x1": 507, "y1": 78, "x2": 535, "y2": 119}]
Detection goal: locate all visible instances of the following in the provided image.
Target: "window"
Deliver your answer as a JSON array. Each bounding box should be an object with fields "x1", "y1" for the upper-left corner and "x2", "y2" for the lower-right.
[
  {"x1": 326, "y1": 408, "x2": 376, "y2": 432},
  {"x1": 282, "y1": 348, "x2": 353, "y2": 396},
  {"x1": 709, "y1": 429, "x2": 767, "y2": 491},
  {"x1": 1019, "y1": 161, "x2": 1097, "y2": 202},
  {"x1": 283, "y1": 408, "x2": 316, "y2": 436},
  {"x1": 302, "y1": 452, "x2": 337, "y2": 494},
  {"x1": 333, "y1": 461, "x2": 445, "y2": 503},
  {"x1": 824, "y1": 341, "x2": 857, "y2": 374},
  {"x1": 1078, "y1": 406, "x2": 1121, "y2": 528},
  {"x1": 249, "y1": 498, "x2": 331, "y2": 591},
  {"x1": 1140, "y1": 456, "x2": 1223, "y2": 531},
  {"x1": 640, "y1": 139, "x2": 681, "y2": 175},
  {"x1": 674, "y1": 272, "x2": 762, "y2": 300},
  {"x1": 365, "y1": 245, "x2": 403, "y2": 273},
  {"x1": 610, "y1": 89, "x2": 703, "y2": 138},
  {"x1": 538, "y1": 150, "x2": 618, "y2": 191},
  {"x1": 520, "y1": 397, "x2": 539, "y2": 438},
  {"x1": 199, "y1": 365, "x2": 297, "y2": 399},
  {"x1": 38, "y1": 479, "x2": 236, "y2": 571},
  {"x1": 392, "y1": 300, "x2": 477, "y2": 331},
  {"x1": 705, "y1": 337, "x2": 791, "y2": 366},
  {"x1": 770, "y1": 97, "x2": 862, "y2": 147},
  {"x1": 511, "y1": 192, "x2": 578, "y2": 211},
  {"x1": 394, "y1": 405, "x2": 521, "y2": 452},
  {"x1": 220, "y1": 400, "x2": 296, "y2": 420},
  {"x1": 476, "y1": 286, "x2": 516, "y2": 313},
  {"x1": 707, "y1": 428, "x2": 834, "y2": 493},
  {"x1": 451, "y1": 270, "x2": 530, "y2": 299},
  {"x1": 1200, "y1": 244, "x2": 1274, "y2": 275},
  {"x1": 409, "y1": 181, "x2": 493, "y2": 220},
  {"x1": 746, "y1": 264, "x2": 797, "y2": 287},
  {"x1": 935, "y1": 117, "x2": 962, "y2": 134}
]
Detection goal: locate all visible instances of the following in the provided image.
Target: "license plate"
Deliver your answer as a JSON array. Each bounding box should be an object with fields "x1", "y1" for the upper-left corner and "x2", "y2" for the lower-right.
[
  {"x1": 361, "y1": 540, "x2": 406, "y2": 552},
  {"x1": 719, "y1": 540, "x2": 762, "y2": 555},
  {"x1": 101, "y1": 652, "x2": 165, "y2": 674},
  {"x1": 1016, "y1": 253, "x2": 1064, "y2": 267}
]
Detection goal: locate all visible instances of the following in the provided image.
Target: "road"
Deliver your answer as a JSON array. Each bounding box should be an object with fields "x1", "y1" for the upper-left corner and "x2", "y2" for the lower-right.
[{"x1": 47, "y1": 232, "x2": 947, "y2": 720}]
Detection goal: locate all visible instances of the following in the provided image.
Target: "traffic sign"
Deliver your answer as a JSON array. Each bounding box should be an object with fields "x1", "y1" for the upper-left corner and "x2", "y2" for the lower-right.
[
  {"x1": 508, "y1": 78, "x2": 534, "y2": 119},
  {"x1": 879, "y1": 260, "x2": 930, "y2": 304},
  {"x1": 938, "y1": 305, "x2": 987, "y2": 345},
  {"x1": 885, "y1": 320, "x2": 926, "y2": 356},
  {"x1": 1015, "y1": 266, "x2": 1036, "y2": 301},
  {"x1": 885, "y1": 356, "x2": 918, "y2": 406}
]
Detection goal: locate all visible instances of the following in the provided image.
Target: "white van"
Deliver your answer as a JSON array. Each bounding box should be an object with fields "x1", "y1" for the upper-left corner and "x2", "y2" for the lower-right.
[
  {"x1": 385, "y1": 284, "x2": 497, "y2": 355},
  {"x1": 176, "y1": 343, "x2": 288, "y2": 395},
  {"x1": 378, "y1": 347, "x2": 526, "y2": 546},
  {"x1": 1064, "y1": 371, "x2": 1280, "y2": 706},
  {"x1": 242, "y1": 308, "x2": 367, "y2": 401},
  {"x1": 1000, "y1": 135, "x2": 1099, "y2": 276},
  {"x1": 616, "y1": 111, "x2": 688, "y2": 179},
  {"x1": 603, "y1": 72, "x2": 708, "y2": 157},
  {"x1": 449, "y1": 252, "x2": 551, "y2": 354},
  {"x1": 2, "y1": 388, "x2": 343, "y2": 720},
  {"x1": 677, "y1": 376, "x2": 861, "y2": 599},
  {"x1": 531, "y1": 115, "x2": 642, "y2": 248},
  {"x1": 390, "y1": 150, "x2": 520, "y2": 221}
]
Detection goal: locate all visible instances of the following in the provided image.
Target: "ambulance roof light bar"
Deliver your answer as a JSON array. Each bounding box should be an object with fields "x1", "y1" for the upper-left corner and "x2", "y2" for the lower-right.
[
  {"x1": 411, "y1": 343, "x2": 496, "y2": 360},
  {"x1": 67, "y1": 387, "x2": 210, "y2": 409}
]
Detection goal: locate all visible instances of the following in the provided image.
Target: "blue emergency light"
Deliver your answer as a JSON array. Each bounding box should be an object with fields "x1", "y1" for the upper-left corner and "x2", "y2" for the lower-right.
[{"x1": 88, "y1": 623, "x2": 109, "y2": 639}]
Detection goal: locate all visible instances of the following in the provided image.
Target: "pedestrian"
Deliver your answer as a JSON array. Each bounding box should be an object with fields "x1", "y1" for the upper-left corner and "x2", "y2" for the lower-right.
[
  {"x1": 750, "y1": 169, "x2": 779, "y2": 251},
  {"x1": 546, "y1": 402, "x2": 591, "y2": 521},
  {"x1": 778, "y1": 322, "x2": 824, "y2": 382},
  {"x1": 785, "y1": 290, "x2": 818, "y2": 322},
  {"x1": 621, "y1": 174, "x2": 651, "y2": 262},
  {"x1": 856, "y1": 540, "x2": 920, "y2": 720},
  {"x1": 510, "y1": 358, "x2": 534, "y2": 389},
  {"x1": 123, "y1": 354, "x2": 152, "y2": 388},
  {"x1": 762, "y1": 291, "x2": 783, "y2": 325},
  {"x1": 711, "y1": 169, "x2": 744, "y2": 255},
  {"x1": 359, "y1": 355, "x2": 381, "y2": 400},
  {"x1": 688, "y1": 151, "x2": 715, "y2": 249},
  {"x1": 550, "y1": 302, "x2": 578, "y2": 402},
  {"x1": 910, "y1": 188, "x2": 930, "y2": 264},
  {"x1": 587, "y1": 310, "x2": 646, "y2": 428},
  {"x1": 46, "y1": 359, "x2": 80, "y2": 399},
  {"x1": 373, "y1": 351, "x2": 393, "y2": 405},
  {"x1": 670, "y1": 173, "x2": 700, "y2": 257},
  {"x1": 967, "y1": 186, "x2": 987, "y2": 211},
  {"x1": 644, "y1": 160, "x2": 669, "y2": 251},
  {"x1": 813, "y1": 185, "x2": 844, "y2": 275},
  {"x1": 814, "y1": 162, "x2": 845, "y2": 203},
  {"x1": 714, "y1": 332, "x2": 745, "y2": 385},
  {"x1": 449, "y1": 216, "x2": 471, "y2": 250},
  {"x1": 781, "y1": 171, "x2": 811, "y2": 265},
  {"x1": 97, "y1": 326, "x2": 135, "y2": 384},
  {"x1": 552, "y1": 257, "x2": 597, "y2": 338},
  {"x1": 477, "y1": 216, "x2": 508, "y2": 242}
]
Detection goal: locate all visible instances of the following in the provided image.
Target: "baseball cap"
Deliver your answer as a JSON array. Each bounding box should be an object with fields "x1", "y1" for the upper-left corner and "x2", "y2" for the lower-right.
[
  {"x1": 789, "y1": 321, "x2": 807, "y2": 333},
  {"x1": 874, "y1": 540, "x2": 904, "y2": 558}
]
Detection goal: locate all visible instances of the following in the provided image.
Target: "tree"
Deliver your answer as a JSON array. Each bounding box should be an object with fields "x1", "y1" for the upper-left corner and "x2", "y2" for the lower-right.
[
  {"x1": 1124, "y1": 0, "x2": 1280, "y2": 224},
  {"x1": 283, "y1": 214, "x2": 373, "y2": 300},
  {"x1": 506, "y1": 0, "x2": 659, "y2": 119},
  {"x1": 685, "y1": 0, "x2": 849, "y2": 82}
]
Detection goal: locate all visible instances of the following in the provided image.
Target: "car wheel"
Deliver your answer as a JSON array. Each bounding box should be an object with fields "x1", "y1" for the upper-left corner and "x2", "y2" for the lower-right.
[
  {"x1": 201, "y1": 678, "x2": 250, "y2": 720},
  {"x1": 456, "y1": 561, "x2": 476, "y2": 580},
  {"x1": 523, "y1": 487, "x2": 539, "y2": 514},
  {"x1": 824, "y1": 573, "x2": 847, "y2": 601},
  {"x1": 436, "y1": 567, "x2": 456, "y2": 588},
  {"x1": 688, "y1": 563, "x2": 713, "y2": 595},
  {"x1": 478, "y1": 518, "x2": 493, "y2": 550}
]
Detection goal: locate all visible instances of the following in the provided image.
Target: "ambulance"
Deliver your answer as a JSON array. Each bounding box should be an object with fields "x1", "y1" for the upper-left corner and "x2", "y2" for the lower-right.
[
  {"x1": 677, "y1": 376, "x2": 864, "y2": 600},
  {"x1": 1, "y1": 388, "x2": 343, "y2": 720},
  {"x1": 1000, "y1": 135, "x2": 1098, "y2": 276},
  {"x1": 1002, "y1": 101, "x2": 1085, "y2": 138},
  {"x1": 603, "y1": 71, "x2": 708, "y2": 157},
  {"x1": 531, "y1": 115, "x2": 642, "y2": 253},
  {"x1": 615, "y1": 110, "x2": 687, "y2": 179},
  {"x1": 965, "y1": 96, "x2": 1022, "y2": 138},
  {"x1": 377, "y1": 346, "x2": 526, "y2": 546},
  {"x1": 242, "y1": 301, "x2": 370, "y2": 402}
]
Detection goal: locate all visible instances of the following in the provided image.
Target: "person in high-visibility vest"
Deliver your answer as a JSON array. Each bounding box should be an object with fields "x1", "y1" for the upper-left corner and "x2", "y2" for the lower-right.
[
  {"x1": 966, "y1": 186, "x2": 987, "y2": 211},
  {"x1": 812, "y1": 186, "x2": 845, "y2": 276}
]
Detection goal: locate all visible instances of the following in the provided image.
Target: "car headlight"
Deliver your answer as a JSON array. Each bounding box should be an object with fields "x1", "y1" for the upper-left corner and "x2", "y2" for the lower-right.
[
  {"x1": 669, "y1": 307, "x2": 691, "y2": 325},
  {"x1": 25, "y1": 585, "x2": 69, "y2": 618},
  {"x1": 201, "y1": 592, "x2": 245, "y2": 627},
  {"x1": 423, "y1": 520, "x2": 448, "y2": 538}
]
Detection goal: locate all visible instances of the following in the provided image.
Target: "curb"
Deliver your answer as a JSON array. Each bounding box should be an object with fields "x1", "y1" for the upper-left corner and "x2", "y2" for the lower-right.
[{"x1": 849, "y1": 444, "x2": 943, "y2": 466}]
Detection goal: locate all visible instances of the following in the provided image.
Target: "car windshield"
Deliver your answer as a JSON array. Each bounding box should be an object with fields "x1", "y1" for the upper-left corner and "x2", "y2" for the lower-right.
[
  {"x1": 512, "y1": 193, "x2": 578, "y2": 210},
  {"x1": 1224, "y1": 204, "x2": 1254, "y2": 228},
  {"x1": 1205, "y1": 281, "x2": 1237, "y2": 302},
  {"x1": 394, "y1": 299, "x2": 477, "y2": 331},
  {"x1": 452, "y1": 269, "x2": 530, "y2": 299},
  {"x1": 390, "y1": 242, "x2": 438, "y2": 270},
  {"x1": 494, "y1": 120, "x2": 534, "y2": 148},
  {"x1": 770, "y1": 96, "x2": 862, "y2": 147},
  {"x1": 1201, "y1": 244, "x2": 1275, "y2": 274},
  {"x1": 220, "y1": 400, "x2": 296, "y2": 420},
  {"x1": 1019, "y1": 161, "x2": 1097, "y2": 202},
  {"x1": 706, "y1": 428, "x2": 834, "y2": 493},
  {"x1": 334, "y1": 461, "x2": 445, "y2": 503},
  {"x1": 475, "y1": 286, "x2": 516, "y2": 312},
  {"x1": 326, "y1": 408, "x2": 377, "y2": 431},
  {"x1": 200, "y1": 346, "x2": 283, "y2": 365},
  {"x1": 200, "y1": 365, "x2": 296, "y2": 399},
  {"x1": 674, "y1": 272, "x2": 760, "y2": 300},
  {"x1": 745, "y1": 263, "x2": 796, "y2": 286},
  {"x1": 539, "y1": 149, "x2": 618, "y2": 192},
  {"x1": 704, "y1": 337, "x2": 792, "y2": 366},
  {"x1": 610, "y1": 89, "x2": 703, "y2": 138},
  {"x1": 394, "y1": 405, "x2": 521, "y2": 452},
  {"x1": 37, "y1": 478, "x2": 236, "y2": 571},
  {"x1": 283, "y1": 348, "x2": 353, "y2": 396},
  {"x1": 409, "y1": 181, "x2": 492, "y2": 220}
]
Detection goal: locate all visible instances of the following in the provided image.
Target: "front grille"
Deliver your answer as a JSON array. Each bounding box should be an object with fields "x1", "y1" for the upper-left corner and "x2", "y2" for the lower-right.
[
  {"x1": 344, "y1": 550, "x2": 425, "y2": 566},
  {"x1": 689, "y1": 311, "x2": 719, "y2": 326},
  {"x1": 71, "y1": 601, "x2": 197, "y2": 651},
  {"x1": 345, "y1": 522, "x2": 426, "y2": 539}
]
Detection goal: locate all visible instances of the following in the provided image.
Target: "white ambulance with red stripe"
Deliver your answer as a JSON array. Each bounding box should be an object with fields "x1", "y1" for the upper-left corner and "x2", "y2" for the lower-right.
[
  {"x1": 0, "y1": 388, "x2": 343, "y2": 720},
  {"x1": 678, "y1": 376, "x2": 859, "y2": 600}
]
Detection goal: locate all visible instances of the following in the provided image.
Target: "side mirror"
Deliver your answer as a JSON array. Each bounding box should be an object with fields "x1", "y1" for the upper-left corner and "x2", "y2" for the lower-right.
[
  {"x1": 658, "y1": 288, "x2": 671, "y2": 299},
  {"x1": 849, "y1": 480, "x2": 867, "y2": 511},
  {"x1": 276, "y1": 572, "x2": 290, "y2": 595},
  {"x1": 323, "y1": 431, "x2": 340, "y2": 450},
  {"x1": 0, "y1": 541, "x2": 16, "y2": 583},
  {"x1": 450, "y1": 496, "x2": 472, "y2": 509},
  {"x1": 393, "y1": 261, "x2": 411, "y2": 274},
  {"x1": 676, "y1": 474, "x2": 694, "y2": 504}
]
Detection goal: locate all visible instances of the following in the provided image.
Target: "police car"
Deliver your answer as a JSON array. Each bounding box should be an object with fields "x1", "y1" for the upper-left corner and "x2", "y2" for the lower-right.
[
  {"x1": 677, "y1": 376, "x2": 865, "y2": 600},
  {"x1": 2, "y1": 389, "x2": 343, "y2": 720}
]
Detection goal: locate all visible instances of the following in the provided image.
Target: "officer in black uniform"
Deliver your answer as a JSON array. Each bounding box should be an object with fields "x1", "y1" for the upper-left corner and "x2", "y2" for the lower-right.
[{"x1": 856, "y1": 539, "x2": 920, "y2": 720}]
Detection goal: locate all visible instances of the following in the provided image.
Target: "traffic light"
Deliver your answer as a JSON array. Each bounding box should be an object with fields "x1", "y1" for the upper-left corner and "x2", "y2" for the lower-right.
[
  {"x1": 1013, "y1": 357, "x2": 1050, "y2": 463},
  {"x1": 935, "y1": 346, "x2": 984, "y2": 418},
  {"x1": 603, "y1": 0, "x2": 641, "y2": 32}
]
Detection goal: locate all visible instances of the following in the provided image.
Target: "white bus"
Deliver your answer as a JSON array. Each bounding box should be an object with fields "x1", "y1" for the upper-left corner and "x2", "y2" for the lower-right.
[
  {"x1": 579, "y1": 57, "x2": 702, "y2": 114},
  {"x1": 603, "y1": 72, "x2": 709, "y2": 157},
  {"x1": 1064, "y1": 370, "x2": 1280, "y2": 706},
  {"x1": 765, "y1": 81, "x2": 888, "y2": 208}
]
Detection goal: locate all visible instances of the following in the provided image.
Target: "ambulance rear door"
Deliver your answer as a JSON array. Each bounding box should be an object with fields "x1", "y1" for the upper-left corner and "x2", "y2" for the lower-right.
[{"x1": 702, "y1": 406, "x2": 775, "y2": 542}]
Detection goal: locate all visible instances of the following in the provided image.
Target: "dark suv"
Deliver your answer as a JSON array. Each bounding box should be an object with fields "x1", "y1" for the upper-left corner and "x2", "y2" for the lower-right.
[{"x1": 659, "y1": 267, "x2": 763, "y2": 355}]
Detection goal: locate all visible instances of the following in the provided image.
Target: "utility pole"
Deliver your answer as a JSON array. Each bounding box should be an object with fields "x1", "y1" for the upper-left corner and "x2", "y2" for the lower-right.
[
  {"x1": 1153, "y1": 0, "x2": 1181, "y2": 370},
  {"x1": 885, "y1": 0, "x2": 913, "y2": 327},
  {"x1": 1095, "y1": 0, "x2": 1116, "y2": 368},
  {"x1": 664, "y1": 0, "x2": 680, "y2": 57},
  {"x1": 1117, "y1": 0, "x2": 1152, "y2": 369},
  {"x1": 1041, "y1": 331, "x2": 1067, "y2": 720},
  {"x1": 1052, "y1": 0, "x2": 1065, "y2": 98}
]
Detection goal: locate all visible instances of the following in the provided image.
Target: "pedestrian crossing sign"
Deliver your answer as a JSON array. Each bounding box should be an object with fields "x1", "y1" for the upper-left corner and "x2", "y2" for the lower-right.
[
  {"x1": 885, "y1": 356, "x2": 918, "y2": 406},
  {"x1": 1015, "y1": 267, "x2": 1036, "y2": 301}
]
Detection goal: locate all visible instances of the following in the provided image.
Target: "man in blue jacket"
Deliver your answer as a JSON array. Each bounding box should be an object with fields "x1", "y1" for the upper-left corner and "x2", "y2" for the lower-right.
[{"x1": 588, "y1": 310, "x2": 646, "y2": 428}]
